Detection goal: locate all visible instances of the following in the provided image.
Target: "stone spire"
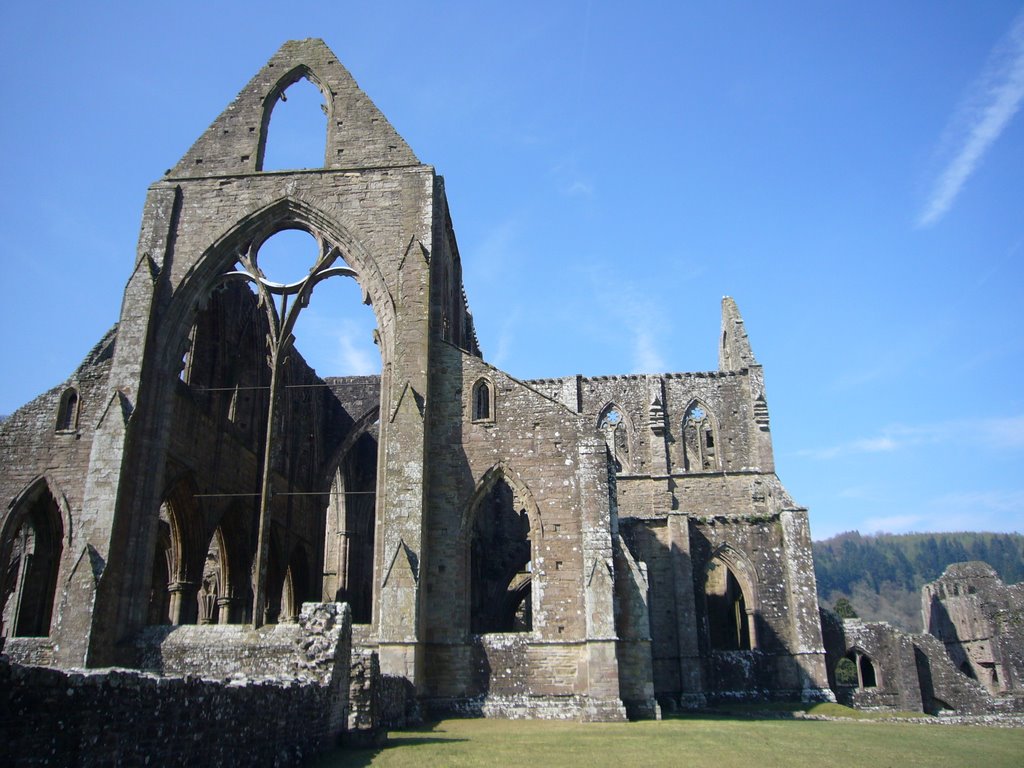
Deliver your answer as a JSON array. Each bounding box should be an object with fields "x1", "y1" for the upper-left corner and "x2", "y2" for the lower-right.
[{"x1": 718, "y1": 296, "x2": 758, "y2": 372}]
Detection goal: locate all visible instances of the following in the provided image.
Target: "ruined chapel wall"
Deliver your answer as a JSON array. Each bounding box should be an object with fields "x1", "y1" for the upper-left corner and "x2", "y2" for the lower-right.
[
  {"x1": 923, "y1": 562, "x2": 1024, "y2": 695},
  {"x1": 0, "y1": 333, "x2": 116, "y2": 647},
  {"x1": 834, "y1": 620, "x2": 924, "y2": 712},
  {"x1": 421, "y1": 345, "x2": 613, "y2": 700}
]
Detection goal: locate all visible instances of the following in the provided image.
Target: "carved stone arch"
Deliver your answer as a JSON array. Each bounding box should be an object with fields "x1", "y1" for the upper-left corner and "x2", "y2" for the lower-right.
[
  {"x1": 708, "y1": 543, "x2": 760, "y2": 608},
  {"x1": 321, "y1": 402, "x2": 379, "y2": 623},
  {"x1": 263, "y1": 527, "x2": 294, "y2": 625},
  {"x1": 463, "y1": 463, "x2": 542, "y2": 635},
  {"x1": 597, "y1": 402, "x2": 634, "y2": 474},
  {"x1": 4, "y1": 475, "x2": 73, "y2": 551},
  {"x1": 256, "y1": 64, "x2": 333, "y2": 171},
  {"x1": 281, "y1": 543, "x2": 312, "y2": 623},
  {"x1": 161, "y1": 196, "x2": 397, "y2": 385},
  {"x1": 682, "y1": 398, "x2": 722, "y2": 472},
  {"x1": 160, "y1": 472, "x2": 205, "y2": 586},
  {"x1": 196, "y1": 526, "x2": 228, "y2": 625},
  {"x1": 319, "y1": 403, "x2": 381, "y2": 489},
  {"x1": 470, "y1": 376, "x2": 495, "y2": 422},
  {"x1": 0, "y1": 476, "x2": 66, "y2": 638},
  {"x1": 460, "y1": 462, "x2": 542, "y2": 539},
  {"x1": 844, "y1": 645, "x2": 880, "y2": 688},
  {"x1": 55, "y1": 386, "x2": 81, "y2": 432},
  {"x1": 210, "y1": 501, "x2": 252, "y2": 624},
  {"x1": 704, "y1": 544, "x2": 759, "y2": 651}
]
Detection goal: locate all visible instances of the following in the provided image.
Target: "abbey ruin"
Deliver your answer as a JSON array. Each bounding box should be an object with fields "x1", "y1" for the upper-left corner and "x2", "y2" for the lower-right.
[{"x1": 2, "y1": 39, "x2": 1021, "y2": 762}]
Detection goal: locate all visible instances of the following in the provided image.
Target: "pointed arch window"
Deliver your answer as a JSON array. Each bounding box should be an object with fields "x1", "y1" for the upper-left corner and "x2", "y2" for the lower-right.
[
  {"x1": 683, "y1": 401, "x2": 721, "y2": 472},
  {"x1": 842, "y1": 649, "x2": 880, "y2": 688},
  {"x1": 197, "y1": 528, "x2": 227, "y2": 625},
  {"x1": 56, "y1": 387, "x2": 79, "y2": 432},
  {"x1": 598, "y1": 405, "x2": 632, "y2": 474},
  {"x1": 704, "y1": 553, "x2": 757, "y2": 651},
  {"x1": 258, "y1": 72, "x2": 328, "y2": 171},
  {"x1": 1, "y1": 485, "x2": 63, "y2": 638},
  {"x1": 469, "y1": 475, "x2": 534, "y2": 633},
  {"x1": 472, "y1": 378, "x2": 494, "y2": 422}
]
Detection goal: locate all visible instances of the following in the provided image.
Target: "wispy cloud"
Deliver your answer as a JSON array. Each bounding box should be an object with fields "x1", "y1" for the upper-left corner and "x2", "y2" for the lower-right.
[
  {"x1": 798, "y1": 415, "x2": 1024, "y2": 460},
  {"x1": 490, "y1": 307, "x2": 521, "y2": 369},
  {"x1": 632, "y1": 328, "x2": 667, "y2": 373},
  {"x1": 564, "y1": 179, "x2": 594, "y2": 198},
  {"x1": 918, "y1": 10, "x2": 1024, "y2": 227},
  {"x1": 583, "y1": 267, "x2": 669, "y2": 374},
  {"x1": 333, "y1": 320, "x2": 377, "y2": 375},
  {"x1": 862, "y1": 489, "x2": 1024, "y2": 534}
]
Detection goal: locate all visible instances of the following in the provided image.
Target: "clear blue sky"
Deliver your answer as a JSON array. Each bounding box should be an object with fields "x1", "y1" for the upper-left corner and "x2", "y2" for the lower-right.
[{"x1": 1, "y1": 2, "x2": 1022, "y2": 540}]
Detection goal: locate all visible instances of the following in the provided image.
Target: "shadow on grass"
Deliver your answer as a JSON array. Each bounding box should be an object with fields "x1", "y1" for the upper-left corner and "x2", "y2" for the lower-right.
[{"x1": 313, "y1": 723, "x2": 469, "y2": 767}]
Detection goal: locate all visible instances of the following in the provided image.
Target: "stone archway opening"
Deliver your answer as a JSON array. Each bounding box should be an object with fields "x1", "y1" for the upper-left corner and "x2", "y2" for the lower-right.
[
  {"x1": 470, "y1": 477, "x2": 533, "y2": 634},
  {"x1": 1, "y1": 486, "x2": 63, "y2": 638},
  {"x1": 705, "y1": 558, "x2": 753, "y2": 651}
]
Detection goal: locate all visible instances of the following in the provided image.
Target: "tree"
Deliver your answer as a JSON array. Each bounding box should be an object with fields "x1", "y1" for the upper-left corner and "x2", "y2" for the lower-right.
[
  {"x1": 833, "y1": 598, "x2": 858, "y2": 619},
  {"x1": 835, "y1": 657, "x2": 858, "y2": 686}
]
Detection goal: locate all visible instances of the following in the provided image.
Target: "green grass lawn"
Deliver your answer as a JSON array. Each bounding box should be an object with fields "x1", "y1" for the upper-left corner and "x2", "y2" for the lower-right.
[{"x1": 313, "y1": 715, "x2": 1024, "y2": 768}]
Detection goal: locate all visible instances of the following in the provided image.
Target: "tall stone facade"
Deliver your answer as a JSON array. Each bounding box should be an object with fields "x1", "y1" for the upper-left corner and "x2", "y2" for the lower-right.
[{"x1": 0, "y1": 39, "x2": 835, "y2": 719}]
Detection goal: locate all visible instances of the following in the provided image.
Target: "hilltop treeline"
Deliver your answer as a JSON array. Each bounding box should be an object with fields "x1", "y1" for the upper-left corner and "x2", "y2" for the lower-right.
[{"x1": 812, "y1": 531, "x2": 1024, "y2": 631}]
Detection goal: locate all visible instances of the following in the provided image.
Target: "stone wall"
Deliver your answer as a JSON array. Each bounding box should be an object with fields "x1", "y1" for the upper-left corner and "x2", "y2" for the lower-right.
[
  {"x1": 923, "y1": 562, "x2": 1024, "y2": 697},
  {"x1": 0, "y1": 659, "x2": 339, "y2": 767},
  {"x1": 820, "y1": 607, "x2": 1013, "y2": 715}
]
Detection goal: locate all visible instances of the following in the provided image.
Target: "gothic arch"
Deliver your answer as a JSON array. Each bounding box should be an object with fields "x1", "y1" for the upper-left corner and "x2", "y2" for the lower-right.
[
  {"x1": 210, "y1": 503, "x2": 253, "y2": 624},
  {"x1": 322, "y1": 408, "x2": 379, "y2": 624},
  {"x1": 281, "y1": 544, "x2": 311, "y2": 623},
  {"x1": 460, "y1": 463, "x2": 542, "y2": 538},
  {"x1": 703, "y1": 544, "x2": 759, "y2": 651},
  {"x1": 0, "y1": 477, "x2": 66, "y2": 638},
  {"x1": 196, "y1": 526, "x2": 228, "y2": 624},
  {"x1": 147, "y1": 473, "x2": 206, "y2": 625},
  {"x1": 319, "y1": 404, "x2": 381, "y2": 489},
  {"x1": 844, "y1": 646, "x2": 880, "y2": 688},
  {"x1": 471, "y1": 377, "x2": 494, "y2": 422},
  {"x1": 462, "y1": 464, "x2": 542, "y2": 635},
  {"x1": 256, "y1": 65, "x2": 332, "y2": 171},
  {"x1": 597, "y1": 402, "x2": 634, "y2": 474},
  {"x1": 161, "y1": 196, "x2": 397, "y2": 384},
  {"x1": 56, "y1": 386, "x2": 80, "y2": 432},
  {"x1": 682, "y1": 399, "x2": 722, "y2": 472}
]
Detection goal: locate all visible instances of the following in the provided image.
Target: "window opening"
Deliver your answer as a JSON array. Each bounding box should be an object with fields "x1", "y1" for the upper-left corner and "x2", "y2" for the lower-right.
[
  {"x1": 834, "y1": 656, "x2": 858, "y2": 686},
  {"x1": 56, "y1": 388, "x2": 79, "y2": 431},
  {"x1": 1, "y1": 489, "x2": 63, "y2": 638},
  {"x1": 705, "y1": 559, "x2": 752, "y2": 651},
  {"x1": 260, "y1": 76, "x2": 327, "y2": 171},
  {"x1": 598, "y1": 405, "x2": 631, "y2": 473},
  {"x1": 683, "y1": 401, "x2": 720, "y2": 471},
  {"x1": 472, "y1": 379, "x2": 492, "y2": 421},
  {"x1": 324, "y1": 428, "x2": 378, "y2": 624},
  {"x1": 470, "y1": 478, "x2": 532, "y2": 633},
  {"x1": 859, "y1": 654, "x2": 877, "y2": 688},
  {"x1": 842, "y1": 650, "x2": 879, "y2": 688}
]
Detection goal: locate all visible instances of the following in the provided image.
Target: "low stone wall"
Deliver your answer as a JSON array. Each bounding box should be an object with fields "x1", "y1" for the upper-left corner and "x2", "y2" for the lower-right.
[
  {"x1": 380, "y1": 674, "x2": 417, "y2": 727},
  {"x1": 0, "y1": 602, "x2": 359, "y2": 766},
  {"x1": 0, "y1": 660, "x2": 337, "y2": 767}
]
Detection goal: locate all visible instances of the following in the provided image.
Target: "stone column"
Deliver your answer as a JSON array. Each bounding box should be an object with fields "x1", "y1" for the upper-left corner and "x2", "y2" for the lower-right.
[
  {"x1": 168, "y1": 581, "x2": 198, "y2": 625},
  {"x1": 667, "y1": 512, "x2": 706, "y2": 707}
]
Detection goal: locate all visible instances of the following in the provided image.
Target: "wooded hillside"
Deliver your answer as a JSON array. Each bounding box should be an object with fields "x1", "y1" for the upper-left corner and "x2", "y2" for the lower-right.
[{"x1": 812, "y1": 531, "x2": 1024, "y2": 632}]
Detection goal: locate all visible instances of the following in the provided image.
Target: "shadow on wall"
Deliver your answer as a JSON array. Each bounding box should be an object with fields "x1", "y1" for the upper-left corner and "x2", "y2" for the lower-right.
[{"x1": 621, "y1": 519, "x2": 812, "y2": 707}]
